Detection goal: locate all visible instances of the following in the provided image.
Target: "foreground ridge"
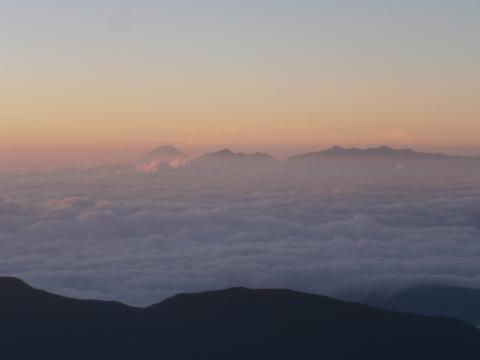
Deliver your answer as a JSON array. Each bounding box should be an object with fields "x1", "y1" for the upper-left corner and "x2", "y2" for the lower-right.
[{"x1": 0, "y1": 277, "x2": 479, "y2": 360}]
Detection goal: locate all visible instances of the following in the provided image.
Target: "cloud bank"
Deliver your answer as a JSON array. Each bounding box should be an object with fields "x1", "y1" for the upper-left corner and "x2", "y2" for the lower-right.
[{"x1": 1, "y1": 165, "x2": 480, "y2": 305}]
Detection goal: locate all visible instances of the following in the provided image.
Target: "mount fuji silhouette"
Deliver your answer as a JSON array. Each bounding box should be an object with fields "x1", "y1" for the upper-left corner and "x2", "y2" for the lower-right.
[{"x1": 144, "y1": 145, "x2": 189, "y2": 160}]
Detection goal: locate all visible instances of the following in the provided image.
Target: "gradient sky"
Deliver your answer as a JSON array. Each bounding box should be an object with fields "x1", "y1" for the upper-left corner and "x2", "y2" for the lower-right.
[{"x1": 1, "y1": 0, "x2": 479, "y2": 147}]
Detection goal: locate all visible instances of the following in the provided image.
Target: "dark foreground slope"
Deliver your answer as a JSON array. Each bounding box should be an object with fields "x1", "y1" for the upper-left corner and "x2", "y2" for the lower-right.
[
  {"x1": 365, "y1": 285, "x2": 480, "y2": 327},
  {"x1": 1, "y1": 277, "x2": 479, "y2": 360}
]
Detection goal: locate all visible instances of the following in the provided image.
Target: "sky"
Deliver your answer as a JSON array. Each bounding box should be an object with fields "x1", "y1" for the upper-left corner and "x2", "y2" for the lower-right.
[{"x1": 1, "y1": 0, "x2": 479, "y2": 148}]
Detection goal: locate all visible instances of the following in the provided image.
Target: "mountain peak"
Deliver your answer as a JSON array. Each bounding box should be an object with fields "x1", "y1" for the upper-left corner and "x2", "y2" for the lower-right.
[
  {"x1": 216, "y1": 148, "x2": 235, "y2": 156},
  {"x1": 0, "y1": 277, "x2": 34, "y2": 291},
  {"x1": 145, "y1": 145, "x2": 187, "y2": 158}
]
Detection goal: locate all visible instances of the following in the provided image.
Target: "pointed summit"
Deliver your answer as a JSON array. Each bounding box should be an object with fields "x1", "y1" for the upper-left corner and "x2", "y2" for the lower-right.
[
  {"x1": 214, "y1": 148, "x2": 235, "y2": 156},
  {"x1": 144, "y1": 145, "x2": 187, "y2": 159},
  {"x1": 325, "y1": 145, "x2": 349, "y2": 154},
  {"x1": 136, "y1": 145, "x2": 191, "y2": 173}
]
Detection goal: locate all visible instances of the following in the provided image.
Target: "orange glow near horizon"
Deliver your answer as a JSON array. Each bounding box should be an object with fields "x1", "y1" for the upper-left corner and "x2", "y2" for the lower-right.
[
  {"x1": 1, "y1": 1, "x2": 479, "y2": 148},
  {"x1": 3, "y1": 65, "x2": 479, "y2": 144}
]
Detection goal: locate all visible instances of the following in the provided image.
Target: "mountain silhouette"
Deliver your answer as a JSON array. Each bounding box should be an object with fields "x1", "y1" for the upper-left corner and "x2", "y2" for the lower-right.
[
  {"x1": 287, "y1": 146, "x2": 473, "y2": 163},
  {"x1": 136, "y1": 145, "x2": 191, "y2": 172},
  {"x1": 194, "y1": 149, "x2": 276, "y2": 168},
  {"x1": 1, "y1": 278, "x2": 480, "y2": 359},
  {"x1": 364, "y1": 284, "x2": 480, "y2": 327},
  {"x1": 144, "y1": 145, "x2": 188, "y2": 159}
]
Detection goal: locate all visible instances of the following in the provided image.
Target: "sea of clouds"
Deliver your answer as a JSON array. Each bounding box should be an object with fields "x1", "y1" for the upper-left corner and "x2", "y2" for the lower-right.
[{"x1": 1, "y1": 163, "x2": 480, "y2": 306}]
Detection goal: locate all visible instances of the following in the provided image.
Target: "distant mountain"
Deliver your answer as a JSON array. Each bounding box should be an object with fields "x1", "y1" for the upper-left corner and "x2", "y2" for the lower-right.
[
  {"x1": 1, "y1": 277, "x2": 480, "y2": 359},
  {"x1": 136, "y1": 145, "x2": 190, "y2": 172},
  {"x1": 144, "y1": 145, "x2": 188, "y2": 160},
  {"x1": 194, "y1": 149, "x2": 277, "y2": 168},
  {"x1": 287, "y1": 146, "x2": 473, "y2": 163},
  {"x1": 364, "y1": 284, "x2": 480, "y2": 326}
]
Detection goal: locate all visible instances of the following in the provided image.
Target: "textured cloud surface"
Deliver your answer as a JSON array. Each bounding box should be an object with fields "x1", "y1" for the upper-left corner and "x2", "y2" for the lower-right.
[{"x1": 1, "y1": 165, "x2": 480, "y2": 305}]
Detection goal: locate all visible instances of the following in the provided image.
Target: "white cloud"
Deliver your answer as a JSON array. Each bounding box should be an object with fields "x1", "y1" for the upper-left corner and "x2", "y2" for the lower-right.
[{"x1": 1, "y1": 166, "x2": 480, "y2": 305}]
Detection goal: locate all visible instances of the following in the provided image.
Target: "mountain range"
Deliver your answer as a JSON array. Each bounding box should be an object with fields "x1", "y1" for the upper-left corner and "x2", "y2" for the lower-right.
[
  {"x1": 141, "y1": 145, "x2": 476, "y2": 169},
  {"x1": 1, "y1": 277, "x2": 480, "y2": 359},
  {"x1": 286, "y1": 145, "x2": 474, "y2": 163}
]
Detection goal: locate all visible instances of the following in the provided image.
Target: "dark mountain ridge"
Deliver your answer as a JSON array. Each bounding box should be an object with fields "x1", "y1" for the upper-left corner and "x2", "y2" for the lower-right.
[
  {"x1": 364, "y1": 284, "x2": 480, "y2": 326},
  {"x1": 193, "y1": 148, "x2": 277, "y2": 168},
  {"x1": 1, "y1": 277, "x2": 480, "y2": 359},
  {"x1": 287, "y1": 145, "x2": 475, "y2": 162}
]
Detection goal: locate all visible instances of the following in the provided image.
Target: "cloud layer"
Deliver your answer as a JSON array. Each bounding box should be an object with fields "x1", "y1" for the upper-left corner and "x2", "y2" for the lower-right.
[{"x1": 1, "y1": 166, "x2": 480, "y2": 305}]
